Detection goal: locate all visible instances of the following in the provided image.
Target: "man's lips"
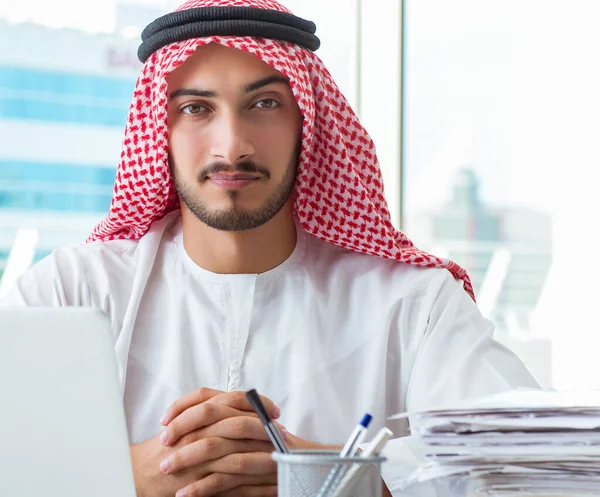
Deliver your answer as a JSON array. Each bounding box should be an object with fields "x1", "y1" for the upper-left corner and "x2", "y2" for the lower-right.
[{"x1": 207, "y1": 173, "x2": 262, "y2": 189}]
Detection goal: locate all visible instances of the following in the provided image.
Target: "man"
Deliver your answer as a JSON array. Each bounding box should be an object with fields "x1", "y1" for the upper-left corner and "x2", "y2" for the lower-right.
[{"x1": 0, "y1": 0, "x2": 539, "y2": 495}]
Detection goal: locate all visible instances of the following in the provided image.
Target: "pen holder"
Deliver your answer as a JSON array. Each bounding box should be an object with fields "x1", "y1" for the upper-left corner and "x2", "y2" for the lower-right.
[{"x1": 272, "y1": 450, "x2": 386, "y2": 497}]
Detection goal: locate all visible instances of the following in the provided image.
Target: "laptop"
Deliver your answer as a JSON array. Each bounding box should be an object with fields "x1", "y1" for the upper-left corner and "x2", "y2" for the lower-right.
[{"x1": 0, "y1": 307, "x2": 137, "y2": 497}]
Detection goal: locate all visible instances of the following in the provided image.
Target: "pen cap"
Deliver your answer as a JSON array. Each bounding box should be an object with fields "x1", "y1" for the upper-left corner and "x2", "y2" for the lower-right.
[
  {"x1": 245, "y1": 389, "x2": 272, "y2": 426},
  {"x1": 364, "y1": 428, "x2": 393, "y2": 455},
  {"x1": 360, "y1": 413, "x2": 373, "y2": 429}
]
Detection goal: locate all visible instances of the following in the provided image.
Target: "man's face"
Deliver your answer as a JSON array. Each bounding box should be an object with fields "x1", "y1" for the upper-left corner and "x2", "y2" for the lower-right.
[{"x1": 166, "y1": 43, "x2": 303, "y2": 231}]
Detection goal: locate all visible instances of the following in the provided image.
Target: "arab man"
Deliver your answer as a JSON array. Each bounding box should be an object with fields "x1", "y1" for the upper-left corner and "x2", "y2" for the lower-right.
[{"x1": 0, "y1": 1, "x2": 538, "y2": 495}]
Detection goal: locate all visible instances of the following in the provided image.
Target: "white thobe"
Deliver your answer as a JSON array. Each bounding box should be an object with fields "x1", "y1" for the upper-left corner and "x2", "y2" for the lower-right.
[{"x1": 0, "y1": 210, "x2": 538, "y2": 494}]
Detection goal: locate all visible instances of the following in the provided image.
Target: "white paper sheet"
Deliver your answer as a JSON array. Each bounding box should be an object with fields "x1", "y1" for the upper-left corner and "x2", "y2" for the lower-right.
[{"x1": 397, "y1": 389, "x2": 600, "y2": 495}]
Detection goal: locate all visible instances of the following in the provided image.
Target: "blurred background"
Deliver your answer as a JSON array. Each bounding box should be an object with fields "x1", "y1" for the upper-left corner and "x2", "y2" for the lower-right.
[{"x1": 1, "y1": 0, "x2": 599, "y2": 390}]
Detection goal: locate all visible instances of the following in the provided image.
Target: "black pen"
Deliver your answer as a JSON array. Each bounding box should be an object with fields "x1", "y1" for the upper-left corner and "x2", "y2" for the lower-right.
[{"x1": 246, "y1": 389, "x2": 290, "y2": 453}]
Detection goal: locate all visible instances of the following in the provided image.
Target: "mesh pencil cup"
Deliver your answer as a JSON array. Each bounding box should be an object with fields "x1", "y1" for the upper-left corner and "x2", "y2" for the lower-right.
[{"x1": 273, "y1": 450, "x2": 386, "y2": 497}]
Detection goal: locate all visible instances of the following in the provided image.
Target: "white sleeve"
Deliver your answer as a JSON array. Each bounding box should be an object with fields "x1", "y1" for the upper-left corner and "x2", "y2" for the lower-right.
[
  {"x1": 0, "y1": 249, "x2": 91, "y2": 307},
  {"x1": 380, "y1": 271, "x2": 539, "y2": 496},
  {"x1": 405, "y1": 272, "x2": 539, "y2": 412}
]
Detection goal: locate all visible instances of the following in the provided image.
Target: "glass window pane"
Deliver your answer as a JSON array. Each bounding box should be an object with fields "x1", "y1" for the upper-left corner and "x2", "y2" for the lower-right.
[{"x1": 403, "y1": 0, "x2": 600, "y2": 389}]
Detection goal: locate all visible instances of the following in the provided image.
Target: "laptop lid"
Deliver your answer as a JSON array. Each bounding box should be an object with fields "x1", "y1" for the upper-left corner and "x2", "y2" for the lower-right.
[{"x1": 0, "y1": 307, "x2": 136, "y2": 497}]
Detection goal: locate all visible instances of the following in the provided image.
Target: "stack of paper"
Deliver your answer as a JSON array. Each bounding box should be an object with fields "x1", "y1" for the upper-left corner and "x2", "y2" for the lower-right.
[{"x1": 394, "y1": 389, "x2": 600, "y2": 495}]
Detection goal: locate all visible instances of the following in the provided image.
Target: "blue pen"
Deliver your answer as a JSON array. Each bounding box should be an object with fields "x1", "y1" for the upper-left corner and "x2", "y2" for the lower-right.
[
  {"x1": 316, "y1": 413, "x2": 373, "y2": 497},
  {"x1": 339, "y1": 413, "x2": 372, "y2": 457}
]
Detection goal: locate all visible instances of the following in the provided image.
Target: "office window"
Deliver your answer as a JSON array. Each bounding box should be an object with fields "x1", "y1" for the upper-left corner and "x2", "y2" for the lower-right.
[{"x1": 403, "y1": 0, "x2": 600, "y2": 389}]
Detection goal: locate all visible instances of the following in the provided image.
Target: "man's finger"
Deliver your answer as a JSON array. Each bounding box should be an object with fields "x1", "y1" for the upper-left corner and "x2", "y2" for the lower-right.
[
  {"x1": 177, "y1": 473, "x2": 277, "y2": 497},
  {"x1": 208, "y1": 391, "x2": 280, "y2": 420},
  {"x1": 160, "y1": 438, "x2": 273, "y2": 474},
  {"x1": 215, "y1": 485, "x2": 278, "y2": 497},
  {"x1": 205, "y1": 452, "x2": 277, "y2": 476},
  {"x1": 161, "y1": 387, "x2": 225, "y2": 425},
  {"x1": 194, "y1": 416, "x2": 275, "y2": 443},
  {"x1": 162, "y1": 403, "x2": 254, "y2": 446}
]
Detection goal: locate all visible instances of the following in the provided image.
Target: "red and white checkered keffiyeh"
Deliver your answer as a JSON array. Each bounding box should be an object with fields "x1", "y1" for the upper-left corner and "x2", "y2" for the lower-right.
[{"x1": 88, "y1": 0, "x2": 475, "y2": 300}]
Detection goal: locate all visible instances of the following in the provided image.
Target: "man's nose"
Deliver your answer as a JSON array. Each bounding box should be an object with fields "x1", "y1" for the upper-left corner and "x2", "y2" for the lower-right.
[{"x1": 209, "y1": 112, "x2": 255, "y2": 165}]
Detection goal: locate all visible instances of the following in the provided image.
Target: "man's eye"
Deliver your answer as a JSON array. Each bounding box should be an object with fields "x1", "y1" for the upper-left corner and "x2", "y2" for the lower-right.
[
  {"x1": 181, "y1": 104, "x2": 207, "y2": 114},
  {"x1": 253, "y1": 99, "x2": 280, "y2": 109}
]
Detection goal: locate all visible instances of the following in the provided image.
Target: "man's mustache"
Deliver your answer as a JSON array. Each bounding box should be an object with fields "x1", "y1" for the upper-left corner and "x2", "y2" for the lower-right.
[{"x1": 198, "y1": 161, "x2": 271, "y2": 180}]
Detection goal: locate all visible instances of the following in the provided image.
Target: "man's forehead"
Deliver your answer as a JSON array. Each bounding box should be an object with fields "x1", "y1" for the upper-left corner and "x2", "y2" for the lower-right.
[
  {"x1": 166, "y1": 43, "x2": 290, "y2": 96},
  {"x1": 169, "y1": 43, "x2": 280, "y2": 80}
]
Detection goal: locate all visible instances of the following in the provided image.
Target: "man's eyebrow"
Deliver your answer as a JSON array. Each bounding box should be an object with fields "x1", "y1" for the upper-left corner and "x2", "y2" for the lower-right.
[
  {"x1": 168, "y1": 75, "x2": 289, "y2": 100},
  {"x1": 169, "y1": 88, "x2": 217, "y2": 100},
  {"x1": 243, "y1": 75, "x2": 290, "y2": 93}
]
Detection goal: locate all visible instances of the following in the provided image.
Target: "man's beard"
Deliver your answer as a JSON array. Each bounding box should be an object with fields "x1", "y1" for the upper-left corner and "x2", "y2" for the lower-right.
[{"x1": 170, "y1": 151, "x2": 298, "y2": 232}]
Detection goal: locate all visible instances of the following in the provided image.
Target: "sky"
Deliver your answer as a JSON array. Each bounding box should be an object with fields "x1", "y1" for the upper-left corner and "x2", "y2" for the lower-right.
[
  {"x1": 0, "y1": 0, "x2": 333, "y2": 32},
  {"x1": 0, "y1": 0, "x2": 177, "y2": 32},
  {"x1": 0, "y1": 0, "x2": 116, "y2": 32}
]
